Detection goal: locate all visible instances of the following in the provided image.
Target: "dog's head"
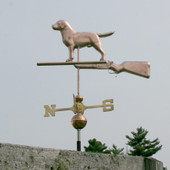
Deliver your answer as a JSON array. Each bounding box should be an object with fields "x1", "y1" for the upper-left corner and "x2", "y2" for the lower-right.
[{"x1": 52, "y1": 20, "x2": 69, "y2": 31}]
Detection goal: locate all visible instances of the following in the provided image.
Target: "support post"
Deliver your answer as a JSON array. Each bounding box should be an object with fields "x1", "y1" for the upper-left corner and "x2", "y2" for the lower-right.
[{"x1": 77, "y1": 129, "x2": 81, "y2": 151}]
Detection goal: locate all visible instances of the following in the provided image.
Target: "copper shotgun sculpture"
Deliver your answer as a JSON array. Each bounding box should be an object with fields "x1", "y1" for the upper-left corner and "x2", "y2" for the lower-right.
[{"x1": 75, "y1": 61, "x2": 150, "y2": 78}]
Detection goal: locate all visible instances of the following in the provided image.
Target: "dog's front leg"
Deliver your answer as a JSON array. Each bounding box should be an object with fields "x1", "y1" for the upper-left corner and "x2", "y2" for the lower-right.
[{"x1": 66, "y1": 46, "x2": 74, "y2": 62}]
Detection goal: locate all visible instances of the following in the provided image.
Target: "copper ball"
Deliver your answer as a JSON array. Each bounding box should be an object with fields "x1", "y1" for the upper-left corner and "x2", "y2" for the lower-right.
[{"x1": 71, "y1": 114, "x2": 87, "y2": 129}]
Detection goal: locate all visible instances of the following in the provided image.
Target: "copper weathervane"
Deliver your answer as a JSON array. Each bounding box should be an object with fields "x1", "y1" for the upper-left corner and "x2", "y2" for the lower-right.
[{"x1": 37, "y1": 20, "x2": 150, "y2": 151}]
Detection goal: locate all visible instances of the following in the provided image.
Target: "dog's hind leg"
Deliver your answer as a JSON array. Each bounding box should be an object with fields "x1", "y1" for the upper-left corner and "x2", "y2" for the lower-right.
[{"x1": 93, "y1": 43, "x2": 105, "y2": 61}]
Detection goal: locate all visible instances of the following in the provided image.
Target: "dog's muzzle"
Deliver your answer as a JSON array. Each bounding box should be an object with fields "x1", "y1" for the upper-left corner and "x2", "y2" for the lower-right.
[{"x1": 52, "y1": 24, "x2": 59, "y2": 30}]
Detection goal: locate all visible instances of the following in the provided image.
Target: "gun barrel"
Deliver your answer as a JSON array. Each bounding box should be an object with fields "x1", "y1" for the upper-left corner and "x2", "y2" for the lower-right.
[
  {"x1": 37, "y1": 61, "x2": 106, "y2": 66},
  {"x1": 75, "y1": 64, "x2": 109, "y2": 69}
]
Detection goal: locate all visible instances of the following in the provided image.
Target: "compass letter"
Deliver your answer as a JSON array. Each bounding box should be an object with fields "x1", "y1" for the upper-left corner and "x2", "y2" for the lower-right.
[
  {"x1": 103, "y1": 99, "x2": 114, "y2": 112},
  {"x1": 44, "y1": 104, "x2": 56, "y2": 117}
]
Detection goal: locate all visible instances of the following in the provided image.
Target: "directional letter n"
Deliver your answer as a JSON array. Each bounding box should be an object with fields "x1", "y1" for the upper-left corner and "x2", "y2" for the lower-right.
[{"x1": 44, "y1": 105, "x2": 56, "y2": 117}]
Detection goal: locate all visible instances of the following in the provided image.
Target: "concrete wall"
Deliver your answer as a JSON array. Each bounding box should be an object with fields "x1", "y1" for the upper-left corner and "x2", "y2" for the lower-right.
[{"x1": 0, "y1": 143, "x2": 163, "y2": 170}]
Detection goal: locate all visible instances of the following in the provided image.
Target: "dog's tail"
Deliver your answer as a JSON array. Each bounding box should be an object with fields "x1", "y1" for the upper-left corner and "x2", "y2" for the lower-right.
[{"x1": 97, "y1": 32, "x2": 114, "y2": 38}]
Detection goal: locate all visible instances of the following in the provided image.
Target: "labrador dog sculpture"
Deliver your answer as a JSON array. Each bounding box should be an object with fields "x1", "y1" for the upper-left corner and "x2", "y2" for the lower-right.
[{"x1": 52, "y1": 20, "x2": 114, "y2": 62}]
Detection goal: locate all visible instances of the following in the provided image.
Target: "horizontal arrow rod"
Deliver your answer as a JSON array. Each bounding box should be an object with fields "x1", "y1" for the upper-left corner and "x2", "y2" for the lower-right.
[
  {"x1": 37, "y1": 61, "x2": 106, "y2": 66},
  {"x1": 54, "y1": 107, "x2": 74, "y2": 112},
  {"x1": 85, "y1": 104, "x2": 104, "y2": 109}
]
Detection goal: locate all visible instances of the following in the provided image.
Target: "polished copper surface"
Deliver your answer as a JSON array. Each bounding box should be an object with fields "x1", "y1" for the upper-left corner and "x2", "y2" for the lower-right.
[
  {"x1": 52, "y1": 20, "x2": 114, "y2": 62},
  {"x1": 71, "y1": 114, "x2": 87, "y2": 129},
  {"x1": 75, "y1": 61, "x2": 150, "y2": 78}
]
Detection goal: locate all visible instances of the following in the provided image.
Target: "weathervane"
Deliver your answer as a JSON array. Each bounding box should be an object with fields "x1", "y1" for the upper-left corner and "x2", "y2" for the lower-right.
[{"x1": 37, "y1": 20, "x2": 150, "y2": 151}]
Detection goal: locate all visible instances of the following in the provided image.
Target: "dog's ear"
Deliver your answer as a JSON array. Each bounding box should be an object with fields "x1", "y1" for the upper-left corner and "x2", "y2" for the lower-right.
[{"x1": 58, "y1": 21, "x2": 66, "y2": 29}]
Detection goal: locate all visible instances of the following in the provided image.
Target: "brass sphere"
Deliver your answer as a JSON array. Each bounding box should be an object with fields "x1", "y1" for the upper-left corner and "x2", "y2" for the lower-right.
[
  {"x1": 71, "y1": 114, "x2": 87, "y2": 129},
  {"x1": 75, "y1": 95, "x2": 83, "y2": 103}
]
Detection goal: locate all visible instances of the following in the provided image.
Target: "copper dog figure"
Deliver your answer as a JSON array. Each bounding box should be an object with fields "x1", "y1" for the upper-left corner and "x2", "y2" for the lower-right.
[{"x1": 52, "y1": 20, "x2": 114, "y2": 62}]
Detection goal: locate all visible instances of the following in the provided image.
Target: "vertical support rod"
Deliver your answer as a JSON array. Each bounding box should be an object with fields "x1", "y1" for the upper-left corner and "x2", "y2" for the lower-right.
[
  {"x1": 76, "y1": 48, "x2": 81, "y2": 151},
  {"x1": 77, "y1": 48, "x2": 80, "y2": 96},
  {"x1": 77, "y1": 48, "x2": 81, "y2": 151},
  {"x1": 77, "y1": 129, "x2": 81, "y2": 151}
]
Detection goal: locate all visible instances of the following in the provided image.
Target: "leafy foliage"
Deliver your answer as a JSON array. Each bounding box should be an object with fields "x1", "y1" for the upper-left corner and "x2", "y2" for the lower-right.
[
  {"x1": 84, "y1": 138, "x2": 110, "y2": 154},
  {"x1": 126, "y1": 127, "x2": 162, "y2": 157},
  {"x1": 110, "y1": 144, "x2": 124, "y2": 156}
]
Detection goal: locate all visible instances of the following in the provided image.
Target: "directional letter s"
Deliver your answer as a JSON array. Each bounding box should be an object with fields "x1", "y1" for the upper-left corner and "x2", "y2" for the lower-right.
[{"x1": 103, "y1": 99, "x2": 114, "y2": 112}]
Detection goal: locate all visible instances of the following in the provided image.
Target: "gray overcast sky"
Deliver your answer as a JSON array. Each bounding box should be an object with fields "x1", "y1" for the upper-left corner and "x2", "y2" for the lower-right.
[{"x1": 0, "y1": 0, "x2": 170, "y2": 168}]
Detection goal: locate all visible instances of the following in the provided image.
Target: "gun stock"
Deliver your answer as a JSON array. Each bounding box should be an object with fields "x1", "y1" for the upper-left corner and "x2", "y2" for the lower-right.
[{"x1": 110, "y1": 62, "x2": 150, "y2": 78}]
